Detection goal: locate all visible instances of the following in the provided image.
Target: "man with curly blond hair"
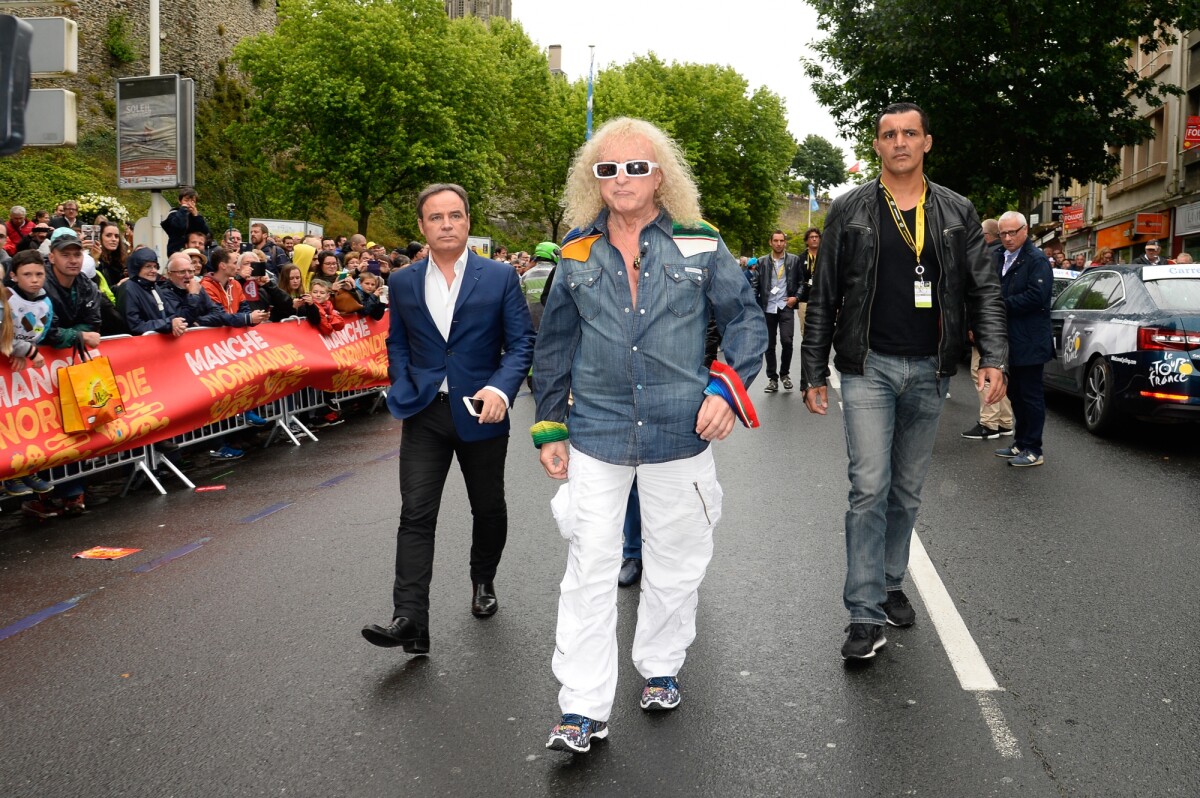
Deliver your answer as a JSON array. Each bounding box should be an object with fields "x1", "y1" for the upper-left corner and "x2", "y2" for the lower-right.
[{"x1": 535, "y1": 117, "x2": 766, "y2": 754}]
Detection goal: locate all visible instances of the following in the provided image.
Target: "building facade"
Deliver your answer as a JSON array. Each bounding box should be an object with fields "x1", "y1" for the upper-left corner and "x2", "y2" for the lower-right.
[
  {"x1": 444, "y1": 0, "x2": 511, "y2": 22},
  {"x1": 16, "y1": 0, "x2": 276, "y2": 133},
  {"x1": 1042, "y1": 30, "x2": 1200, "y2": 263}
]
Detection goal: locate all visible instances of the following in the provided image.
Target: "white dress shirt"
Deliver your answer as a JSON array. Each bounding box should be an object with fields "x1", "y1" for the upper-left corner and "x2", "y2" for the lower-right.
[
  {"x1": 425, "y1": 248, "x2": 468, "y2": 393},
  {"x1": 424, "y1": 248, "x2": 509, "y2": 405},
  {"x1": 1002, "y1": 249, "x2": 1017, "y2": 277}
]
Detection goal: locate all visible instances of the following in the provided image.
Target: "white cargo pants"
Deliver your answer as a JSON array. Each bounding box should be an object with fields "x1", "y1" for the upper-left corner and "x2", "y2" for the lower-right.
[{"x1": 550, "y1": 446, "x2": 723, "y2": 722}]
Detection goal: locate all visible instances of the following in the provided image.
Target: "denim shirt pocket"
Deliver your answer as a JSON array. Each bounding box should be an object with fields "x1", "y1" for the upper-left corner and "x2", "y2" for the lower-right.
[
  {"x1": 566, "y1": 267, "x2": 603, "y2": 321},
  {"x1": 663, "y1": 264, "x2": 707, "y2": 317}
]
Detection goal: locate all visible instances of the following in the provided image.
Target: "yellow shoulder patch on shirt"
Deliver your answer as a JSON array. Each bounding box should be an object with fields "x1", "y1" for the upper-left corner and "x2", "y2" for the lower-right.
[{"x1": 561, "y1": 234, "x2": 602, "y2": 263}]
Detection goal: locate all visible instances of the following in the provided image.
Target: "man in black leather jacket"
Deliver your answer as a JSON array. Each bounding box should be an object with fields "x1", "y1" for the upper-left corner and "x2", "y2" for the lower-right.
[{"x1": 800, "y1": 102, "x2": 1008, "y2": 662}]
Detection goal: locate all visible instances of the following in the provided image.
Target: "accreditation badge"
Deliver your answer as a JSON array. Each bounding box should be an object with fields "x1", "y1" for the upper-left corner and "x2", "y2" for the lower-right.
[{"x1": 914, "y1": 281, "x2": 932, "y2": 309}]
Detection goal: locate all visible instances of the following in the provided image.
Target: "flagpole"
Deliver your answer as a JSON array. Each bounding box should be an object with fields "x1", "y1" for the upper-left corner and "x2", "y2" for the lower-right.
[{"x1": 586, "y1": 45, "x2": 595, "y2": 141}]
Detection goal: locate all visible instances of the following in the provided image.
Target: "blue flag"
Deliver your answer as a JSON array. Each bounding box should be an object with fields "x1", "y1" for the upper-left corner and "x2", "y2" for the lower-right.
[
  {"x1": 586, "y1": 50, "x2": 595, "y2": 141},
  {"x1": 809, "y1": 184, "x2": 819, "y2": 212}
]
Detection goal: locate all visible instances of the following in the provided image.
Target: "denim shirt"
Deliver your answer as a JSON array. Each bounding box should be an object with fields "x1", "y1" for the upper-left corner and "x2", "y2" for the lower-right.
[{"x1": 534, "y1": 209, "x2": 767, "y2": 466}]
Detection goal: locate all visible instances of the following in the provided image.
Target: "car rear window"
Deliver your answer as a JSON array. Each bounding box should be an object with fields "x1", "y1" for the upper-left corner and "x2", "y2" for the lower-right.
[{"x1": 1143, "y1": 278, "x2": 1200, "y2": 311}]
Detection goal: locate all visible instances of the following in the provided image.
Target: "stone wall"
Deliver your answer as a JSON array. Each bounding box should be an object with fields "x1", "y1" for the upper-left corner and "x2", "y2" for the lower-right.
[{"x1": 19, "y1": 1, "x2": 276, "y2": 132}]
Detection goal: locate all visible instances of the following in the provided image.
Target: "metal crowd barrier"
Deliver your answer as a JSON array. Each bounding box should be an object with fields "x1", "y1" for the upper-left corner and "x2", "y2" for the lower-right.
[{"x1": 1, "y1": 323, "x2": 391, "y2": 508}]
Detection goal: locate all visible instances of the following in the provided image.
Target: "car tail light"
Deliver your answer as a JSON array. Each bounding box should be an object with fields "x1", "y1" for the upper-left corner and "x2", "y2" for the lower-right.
[
  {"x1": 1137, "y1": 327, "x2": 1200, "y2": 351},
  {"x1": 1139, "y1": 390, "x2": 1193, "y2": 402}
]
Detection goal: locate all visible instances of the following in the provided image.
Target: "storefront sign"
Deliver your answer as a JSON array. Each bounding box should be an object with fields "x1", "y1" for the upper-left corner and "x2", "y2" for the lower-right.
[
  {"x1": 1185, "y1": 116, "x2": 1200, "y2": 150},
  {"x1": 1133, "y1": 213, "x2": 1169, "y2": 237},
  {"x1": 1175, "y1": 200, "x2": 1200, "y2": 237},
  {"x1": 1062, "y1": 204, "x2": 1086, "y2": 231}
]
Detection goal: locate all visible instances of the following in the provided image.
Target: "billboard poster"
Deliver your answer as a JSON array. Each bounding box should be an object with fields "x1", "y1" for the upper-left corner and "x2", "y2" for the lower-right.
[
  {"x1": 250, "y1": 219, "x2": 324, "y2": 241},
  {"x1": 116, "y1": 75, "x2": 180, "y2": 189},
  {"x1": 468, "y1": 236, "x2": 493, "y2": 258}
]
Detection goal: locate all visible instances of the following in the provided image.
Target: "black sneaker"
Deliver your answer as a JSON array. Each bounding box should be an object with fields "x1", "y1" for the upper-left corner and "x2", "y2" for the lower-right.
[
  {"x1": 841, "y1": 623, "x2": 887, "y2": 660},
  {"x1": 882, "y1": 589, "x2": 916, "y2": 627},
  {"x1": 997, "y1": 426, "x2": 1014, "y2": 436},
  {"x1": 961, "y1": 423, "x2": 1000, "y2": 440},
  {"x1": 781, "y1": 376, "x2": 794, "y2": 391},
  {"x1": 764, "y1": 379, "x2": 778, "y2": 393}
]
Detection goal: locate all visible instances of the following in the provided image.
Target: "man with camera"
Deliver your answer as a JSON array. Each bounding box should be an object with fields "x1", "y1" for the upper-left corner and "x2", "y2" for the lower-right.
[{"x1": 161, "y1": 188, "x2": 211, "y2": 256}]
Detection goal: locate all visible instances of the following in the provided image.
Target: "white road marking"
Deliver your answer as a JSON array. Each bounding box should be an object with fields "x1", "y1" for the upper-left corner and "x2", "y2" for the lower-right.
[
  {"x1": 908, "y1": 531, "x2": 999, "y2": 691},
  {"x1": 976, "y1": 692, "x2": 1023, "y2": 759},
  {"x1": 909, "y1": 533, "x2": 1023, "y2": 758}
]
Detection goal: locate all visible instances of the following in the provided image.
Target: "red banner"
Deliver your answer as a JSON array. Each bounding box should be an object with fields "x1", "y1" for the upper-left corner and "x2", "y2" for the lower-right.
[{"x1": 0, "y1": 316, "x2": 390, "y2": 480}]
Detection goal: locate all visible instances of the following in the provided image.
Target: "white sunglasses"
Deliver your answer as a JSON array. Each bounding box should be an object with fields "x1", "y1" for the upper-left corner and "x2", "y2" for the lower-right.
[{"x1": 592, "y1": 160, "x2": 660, "y2": 179}]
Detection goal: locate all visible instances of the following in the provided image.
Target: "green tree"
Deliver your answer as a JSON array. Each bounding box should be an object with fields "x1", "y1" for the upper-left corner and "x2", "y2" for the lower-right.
[
  {"x1": 483, "y1": 20, "x2": 587, "y2": 242},
  {"x1": 234, "y1": 0, "x2": 508, "y2": 234},
  {"x1": 192, "y1": 68, "x2": 304, "y2": 233},
  {"x1": 594, "y1": 56, "x2": 795, "y2": 252},
  {"x1": 791, "y1": 133, "x2": 846, "y2": 193},
  {"x1": 803, "y1": 1, "x2": 1200, "y2": 210}
]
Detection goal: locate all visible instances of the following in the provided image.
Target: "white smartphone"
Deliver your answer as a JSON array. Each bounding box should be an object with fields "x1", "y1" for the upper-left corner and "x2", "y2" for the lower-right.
[{"x1": 463, "y1": 396, "x2": 484, "y2": 417}]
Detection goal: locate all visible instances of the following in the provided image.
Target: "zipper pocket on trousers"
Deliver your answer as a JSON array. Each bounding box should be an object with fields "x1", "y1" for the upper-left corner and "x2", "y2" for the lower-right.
[{"x1": 693, "y1": 481, "x2": 711, "y2": 524}]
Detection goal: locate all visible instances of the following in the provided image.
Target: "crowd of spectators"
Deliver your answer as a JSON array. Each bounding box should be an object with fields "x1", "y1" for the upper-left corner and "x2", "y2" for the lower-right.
[{"x1": 1, "y1": 192, "x2": 561, "y2": 515}]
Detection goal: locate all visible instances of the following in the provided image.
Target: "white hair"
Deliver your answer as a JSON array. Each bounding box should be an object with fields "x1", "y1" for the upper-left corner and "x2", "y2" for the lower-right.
[{"x1": 999, "y1": 210, "x2": 1028, "y2": 229}]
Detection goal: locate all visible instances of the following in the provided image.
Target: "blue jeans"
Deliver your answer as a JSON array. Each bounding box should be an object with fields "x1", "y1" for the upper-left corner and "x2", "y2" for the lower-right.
[
  {"x1": 622, "y1": 480, "x2": 642, "y2": 560},
  {"x1": 840, "y1": 352, "x2": 948, "y2": 625},
  {"x1": 1006, "y1": 363, "x2": 1045, "y2": 456}
]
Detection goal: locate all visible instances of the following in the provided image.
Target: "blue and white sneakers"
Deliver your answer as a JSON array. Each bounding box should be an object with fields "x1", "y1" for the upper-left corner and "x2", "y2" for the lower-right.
[
  {"x1": 546, "y1": 714, "x2": 609, "y2": 754},
  {"x1": 1009, "y1": 450, "x2": 1044, "y2": 467},
  {"x1": 640, "y1": 676, "x2": 681, "y2": 711}
]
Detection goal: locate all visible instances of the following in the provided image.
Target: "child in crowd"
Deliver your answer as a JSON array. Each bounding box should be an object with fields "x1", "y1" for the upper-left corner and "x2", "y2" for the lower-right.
[
  {"x1": 302, "y1": 279, "x2": 346, "y2": 335},
  {"x1": 3, "y1": 250, "x2": 55, "y2": 497},
  {"x1": 301, "y1": 279, "x2": 347, "y2": 428},
  {"x1": 353, "y1": 271, "x2": 387, "y2": 320}
]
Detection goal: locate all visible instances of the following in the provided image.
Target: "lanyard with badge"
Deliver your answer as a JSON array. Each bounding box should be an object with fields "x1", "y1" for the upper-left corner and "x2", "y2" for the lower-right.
[
  {"x1": 881, "y1": 179, "x2": 931, "y2": 309},
  {"x1": 770, "y1": 257, "x2": 785, "y2": 296}
]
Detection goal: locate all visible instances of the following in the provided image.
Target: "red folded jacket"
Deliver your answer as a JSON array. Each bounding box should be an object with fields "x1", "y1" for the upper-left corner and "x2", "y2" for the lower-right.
[{"x1": 705, "y1": 361, "x2": 760, "y2": 429}]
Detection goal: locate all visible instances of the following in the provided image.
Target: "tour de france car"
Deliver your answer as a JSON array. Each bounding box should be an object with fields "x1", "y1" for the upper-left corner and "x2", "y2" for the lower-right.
[{"x1": 1044, "y1": 263, "x2": 1200, "y2": 433}]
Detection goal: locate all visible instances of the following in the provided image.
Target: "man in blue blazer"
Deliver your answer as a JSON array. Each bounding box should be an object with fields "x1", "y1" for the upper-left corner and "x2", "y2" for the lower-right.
[
  {"x1": 362, "y1": 183, "x2": 535, "y2": 655},
  {"x1": 993, "y1": 211, "x2": 1053, "y2": 468}
]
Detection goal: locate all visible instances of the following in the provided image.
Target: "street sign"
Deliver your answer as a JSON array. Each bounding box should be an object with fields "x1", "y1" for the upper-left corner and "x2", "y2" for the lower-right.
[{"x1": 1051, "y1": 195, "x2": 1072, "y2": 221}]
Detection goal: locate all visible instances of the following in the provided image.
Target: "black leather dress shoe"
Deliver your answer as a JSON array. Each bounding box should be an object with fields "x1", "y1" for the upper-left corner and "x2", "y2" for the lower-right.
[
  {"x1": 361, "y1": 616, "x2": 430, "y2": 654},
  {"x1": 471, "y1": 582, "x2": 498, "y2": 618},
  {"x1": 618, "y1": 557, "x2": 643, "y2": 588}
]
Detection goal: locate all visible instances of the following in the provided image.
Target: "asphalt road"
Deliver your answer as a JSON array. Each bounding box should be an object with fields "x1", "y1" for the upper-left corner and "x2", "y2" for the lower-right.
[{"x1": 1, "y1": 371, "x2": 1197, "y2": 798}]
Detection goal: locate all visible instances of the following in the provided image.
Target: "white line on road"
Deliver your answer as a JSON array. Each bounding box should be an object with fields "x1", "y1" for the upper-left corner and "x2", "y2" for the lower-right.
[
  {"x1": 976, "y1": 692, "x2": 1023, "y2": 759},
  {"x1": 909, "y1": 532, "x2": 1022, "y2": 758},
  {"x1": 908, "y1": 531, "x2": 1000, "y2": 691}
]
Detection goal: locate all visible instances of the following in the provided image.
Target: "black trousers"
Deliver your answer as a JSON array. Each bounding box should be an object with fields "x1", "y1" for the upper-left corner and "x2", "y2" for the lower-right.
[
  {"x1": 764, "y1": 309, "x2": 794, "y2": 380},
  {"x1": 393, "y1": 397, "x2": 509, "y2": 626},
  {"x1": 1006, "y1": 363, "x2": 1046, "y2": 456}
]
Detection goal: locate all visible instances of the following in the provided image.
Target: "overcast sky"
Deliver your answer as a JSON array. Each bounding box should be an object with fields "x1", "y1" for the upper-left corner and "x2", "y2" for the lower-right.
[{"x1": 512, "y1": 0, "x2": 855, "y2": 171}]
